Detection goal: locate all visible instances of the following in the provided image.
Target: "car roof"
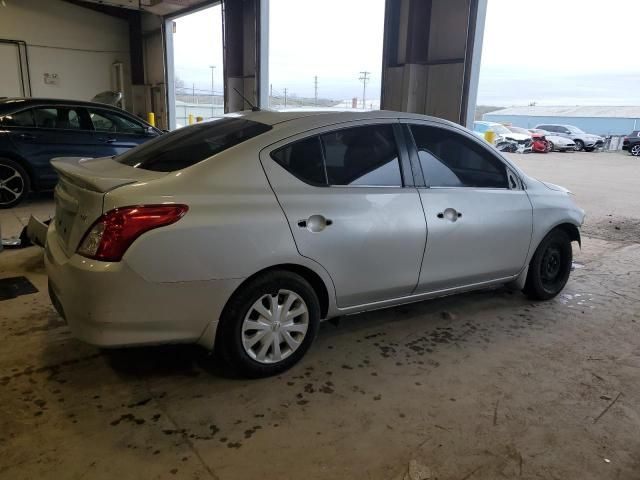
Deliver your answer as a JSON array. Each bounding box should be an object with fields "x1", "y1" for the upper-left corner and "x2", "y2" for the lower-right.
[
  {"x1": 228, "y1": 109, "x2": 464, "y2": 129},
  {"x1": 0, "y1": 97, "x2": 133, "y2": 113},
  {"x1": 475, "y1": 121, "x2": 504, "y2": 126}
]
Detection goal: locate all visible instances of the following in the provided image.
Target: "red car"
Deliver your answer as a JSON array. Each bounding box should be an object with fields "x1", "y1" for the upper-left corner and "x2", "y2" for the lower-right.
[{"x1": 531, "y1": 133, "x2": 550, "y2": 153}]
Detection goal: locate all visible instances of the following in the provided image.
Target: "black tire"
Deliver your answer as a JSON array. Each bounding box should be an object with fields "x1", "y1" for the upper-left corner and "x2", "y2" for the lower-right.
[
  {"x1": 216, "y1": 270, "x2": 320, "y2": 378},
  {"x1": 0, "y1": 158, "x2": 30, "y2": 208},
  {"x1": 630, "y1": 144, "x2": 640, "y2": 156},
  {"x1": 547, "y1": 141, "x2": 554, "y2": 152},
  {"x1": 573, "y1": 139, "x2": 584, "y2": 151},
  {"x1": 523, "y1": 229, "x2": 573, "y2": 300},
  {"x1": 585, "y1": 147, "x2": 595, "y2": 152}
]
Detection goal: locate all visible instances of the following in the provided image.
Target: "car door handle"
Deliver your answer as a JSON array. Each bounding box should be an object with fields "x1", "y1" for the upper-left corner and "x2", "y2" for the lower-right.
[
  {"x1": 297, "y1": 215, "x2": 332, "y2": 232},
  {"x1": 437, "y1": 208, "x2": 462, "y2": 222},
  {"x1": 98, "y1": 137, "x2": 117, "y2": 143},
  {"x1": 17, "y1": 133, "x2": 36, "y2": 141}
]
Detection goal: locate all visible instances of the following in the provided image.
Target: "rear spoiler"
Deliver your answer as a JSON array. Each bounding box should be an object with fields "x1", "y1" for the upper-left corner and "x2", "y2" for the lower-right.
[{"x1": 50, "y1": 157, "x2": 165, "y2": 193}]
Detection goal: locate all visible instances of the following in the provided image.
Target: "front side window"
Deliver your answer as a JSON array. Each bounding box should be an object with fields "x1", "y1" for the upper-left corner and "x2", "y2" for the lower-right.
[
  {"x1": 1, "y1": 109, "x2": 35, "y2": 127},
  {"x1": 271, "y1": 136, "x2": 326, "y2": 185},
  {"x1": 33, "y1": 107, "x2": 82, "y2": 130},
  {"x1": 410, "y1": 125, "x2": 508, "y2": 189},
  {"x1": 89, "y1": 109, "x2": 145, "y2": 135},
  {"x1": 320, "y1": 125, "x2": 402, "y2": 186},
  {"x1": 116, "y1": 117, "x2": 272, "y2": 172}
]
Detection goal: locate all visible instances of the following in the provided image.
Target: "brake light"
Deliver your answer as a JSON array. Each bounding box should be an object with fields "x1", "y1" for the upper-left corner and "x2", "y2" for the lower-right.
[{"x1": 77, "y1": 205, "x2": 188, "y2": 261}]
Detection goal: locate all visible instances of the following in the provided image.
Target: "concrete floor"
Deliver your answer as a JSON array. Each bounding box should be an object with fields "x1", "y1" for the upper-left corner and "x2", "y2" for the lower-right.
[{"x1": 1, "y1": 151, "x2": 639, "y2": 479}]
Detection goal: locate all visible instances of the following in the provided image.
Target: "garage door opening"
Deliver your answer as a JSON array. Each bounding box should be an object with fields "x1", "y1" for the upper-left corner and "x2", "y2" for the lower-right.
[
  {"x1": 166, "y1": 3, "x2": 224, "y2": 129},
  {"x1": 268, "y1": 0, "x2": 385, "y2": 111}
]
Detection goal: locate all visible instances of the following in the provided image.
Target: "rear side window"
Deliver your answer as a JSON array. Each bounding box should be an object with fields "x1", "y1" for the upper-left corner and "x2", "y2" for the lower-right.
[
  {"x1": 33, "y1": 107, "x2": 83, "y2": 130},
  {"x1": 272, "y1": 136, "x2": 326, "y2": 185},
  {"x1": 410, "y1": 125, "x2": 508, "y2": 189},
  {"x1": 116, "y1": 118, "x2": 272, "y2": 172},
  {"x1": 321, "y1": 125, "x2": 402, "y2": 186}
]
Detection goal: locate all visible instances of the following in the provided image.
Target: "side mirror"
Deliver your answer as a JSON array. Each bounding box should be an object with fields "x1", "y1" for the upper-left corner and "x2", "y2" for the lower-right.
[{"x1": 145, "y1": 126, "x2": 157, "y2": 136}]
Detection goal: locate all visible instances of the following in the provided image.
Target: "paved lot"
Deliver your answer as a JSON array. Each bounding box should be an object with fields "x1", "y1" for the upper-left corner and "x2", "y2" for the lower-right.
[
  {"x1": 507, "y1": 151, "x2": 640, "y2": 242},
  {"x1": 1, "y1": 151, "x2": 639, "y2": 479}
]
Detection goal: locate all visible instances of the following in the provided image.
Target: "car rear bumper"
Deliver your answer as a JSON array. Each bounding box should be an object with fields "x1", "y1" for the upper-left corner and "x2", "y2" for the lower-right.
[{"x1": 44, "y1": 223, "x2": 242, "y2": 349}]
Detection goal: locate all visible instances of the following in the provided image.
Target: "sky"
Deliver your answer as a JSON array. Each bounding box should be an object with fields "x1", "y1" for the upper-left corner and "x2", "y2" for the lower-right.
[
  {"x1": 478, "y1": 0, "x2": 640, "y2": 106},
  {"x1": 172, "y1": 0, "x2": 640, "y2": 107},
  {"x1": 172, "y1": 0, "x2": 385, "y2": 102}
]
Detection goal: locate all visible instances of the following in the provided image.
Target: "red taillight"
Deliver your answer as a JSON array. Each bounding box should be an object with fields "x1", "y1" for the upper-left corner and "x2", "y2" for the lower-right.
[{"x1": 77, "y1": 205, "x2": 188, "y2": 261}]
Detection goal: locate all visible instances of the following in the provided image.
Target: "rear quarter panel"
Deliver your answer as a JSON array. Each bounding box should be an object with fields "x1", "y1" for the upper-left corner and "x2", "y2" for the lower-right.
[{"x1": 103, "y1": 138, "x2": 336, "y2": 302}]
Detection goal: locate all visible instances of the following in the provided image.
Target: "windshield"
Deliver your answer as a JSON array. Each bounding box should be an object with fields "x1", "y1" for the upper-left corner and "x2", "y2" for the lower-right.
[
  {"x1": 116, "y1": 118, "x2": 272, "y2": 172},
  {"x1": 489, "y1": 124, "x2": 511, "y2": 135}
]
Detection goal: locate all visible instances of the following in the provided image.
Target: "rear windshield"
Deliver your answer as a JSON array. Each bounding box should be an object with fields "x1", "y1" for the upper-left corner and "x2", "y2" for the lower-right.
[{"x1": 116, "y1": 117, "x2": 272, "y2": 172}]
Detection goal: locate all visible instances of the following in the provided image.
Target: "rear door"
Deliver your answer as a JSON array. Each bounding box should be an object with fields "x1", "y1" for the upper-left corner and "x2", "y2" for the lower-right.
[
  {"x1": 405, "y1": 121, "x2": 533, "y2": 292},
  {"x1": 8, "y1": 106, "x2": 97, "y2": 187},
  {"x1": 261, "y1": 121, "x2": 427, "y2": 308},
  {"x1": 87, "y1": 107, "x2": 157, "y2": 155}
]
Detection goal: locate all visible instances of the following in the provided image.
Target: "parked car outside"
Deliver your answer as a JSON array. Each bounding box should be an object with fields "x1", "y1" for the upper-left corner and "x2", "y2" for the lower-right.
[
  {"x1": 0, "y1": 98, "x2": 161, "y2": 208},
  {"x1": 622, "y1": 131, "x2": 640, "y2": 156},
  {"x1": 474, "y1": 121, "x2": 533, "y2": 153},
  {"x1": 44, "y1": 111, "x2": 585, "y2": 377},
  {"x1": 506, "y1": 126, "x2": 532, "y2": 137},
  {"x1": 534, "y1": 124, "x2": 603, "y2": 152},
  {"x1": 530, "y1": 133, "x2": 550, "y2": 153},
  {"x1": 529, "y1": 129, "x2": 576, "y2": 152}
]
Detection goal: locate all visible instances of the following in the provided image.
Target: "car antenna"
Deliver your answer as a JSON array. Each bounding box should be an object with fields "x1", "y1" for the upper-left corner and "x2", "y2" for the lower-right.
[{"x1": 233, "y1": 88, "x2": 260, "y2": 112}]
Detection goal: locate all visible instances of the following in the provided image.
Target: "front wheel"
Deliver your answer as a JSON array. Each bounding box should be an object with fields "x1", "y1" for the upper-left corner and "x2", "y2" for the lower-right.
[
  {"x1": 573, "y1": 139, "x2": 584, "y2": 151},
  {"x1": 523, "y1": 229, "x2": 573, "y2": 300},
  {"x1": 217, "y1": 270, "x2": 320, "y2": 377},
  {"x1": 547, "y1": 141, "x2": 554, "y2": 152},
  {"x1": 0, "y1": 158, "x2": 30, "y2": 208},
  {"x1": 631, "y1": 144, "x2": 640, "y2": 156}
]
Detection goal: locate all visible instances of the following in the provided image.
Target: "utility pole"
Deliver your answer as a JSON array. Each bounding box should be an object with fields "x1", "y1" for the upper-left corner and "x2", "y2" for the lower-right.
[
  {"x1": 209, "y1": 65, "x2": 216, "y2": 115},
  {"x1": 314, "y1": 75, "x2": 318, "y2": 106},
  {"x1": 358, "y1": 71, "x2": 370, "y2": 110},
  {"x1": 284, "y1": 88, "x2": 288, "y2": 109},
  {"x1": 270, "y1": 83, "x2": 273, "y2": 108}
]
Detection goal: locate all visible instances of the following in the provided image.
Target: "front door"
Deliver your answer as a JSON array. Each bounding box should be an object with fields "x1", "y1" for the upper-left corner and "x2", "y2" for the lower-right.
[
  {"x1": 261, "y1": 122, "x2": 427, "y2": 308},
  {"x1": 406, "y1": 122, "x2": 533, "y2": 292}
]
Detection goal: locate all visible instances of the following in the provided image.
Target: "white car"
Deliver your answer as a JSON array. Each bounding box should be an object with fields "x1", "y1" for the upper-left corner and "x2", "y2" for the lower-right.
[
  {"x1": 474, "y1": 121, "x2": 532, "y2": 153},
  {"x1": 45, "y1": 111, "x2": 585, "y2": 377}
]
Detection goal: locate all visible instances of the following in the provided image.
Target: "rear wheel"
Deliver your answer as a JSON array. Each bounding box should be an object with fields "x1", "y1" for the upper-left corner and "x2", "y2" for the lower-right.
[
  {"x1": 631, "y1": 144, "x2": 640, "y2": 156},
  {"x1": 217, "y1": 270, "x2": 320, "y2": 377},
  {"x1": 523, "y1": 229, "x2": 573, "y2": 300},
  {"x1": 573, "y1": 139, "x2": 584, "y2": 151},
  {"x1": 0, "y1": 158, "x2": 30, "y2": 209}
]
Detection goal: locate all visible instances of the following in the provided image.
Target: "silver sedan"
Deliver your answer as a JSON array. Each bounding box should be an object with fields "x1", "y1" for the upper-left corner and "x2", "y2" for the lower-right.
[{"x1": 45, "y1": 111, "x2": 585, "y2": 377}]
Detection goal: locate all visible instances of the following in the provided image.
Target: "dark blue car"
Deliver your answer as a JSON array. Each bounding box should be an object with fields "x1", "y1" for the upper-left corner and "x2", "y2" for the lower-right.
[{"x1": 0, "y1": 98, "x2": 161, "y2": 208}]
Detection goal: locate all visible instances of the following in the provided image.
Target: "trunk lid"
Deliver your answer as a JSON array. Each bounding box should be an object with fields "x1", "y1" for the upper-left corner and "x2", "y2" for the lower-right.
[{"x1": 50, "y1": 156, "x2": 167, "y2": 256}]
